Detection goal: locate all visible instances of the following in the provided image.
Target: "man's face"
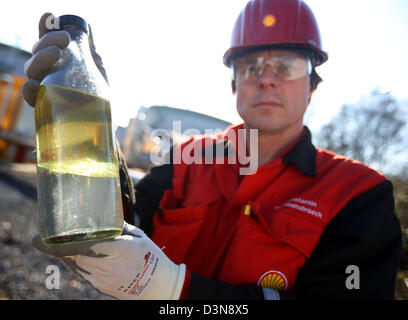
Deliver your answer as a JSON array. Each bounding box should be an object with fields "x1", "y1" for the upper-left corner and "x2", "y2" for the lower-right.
[{"x1": 234, "y1": 49, "x2": 312, "y2": 134}]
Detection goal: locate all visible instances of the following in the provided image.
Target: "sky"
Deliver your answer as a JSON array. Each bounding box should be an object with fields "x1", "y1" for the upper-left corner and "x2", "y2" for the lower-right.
[{"x1": 1, "y1": 0, "x2": 408, "y2": 131}]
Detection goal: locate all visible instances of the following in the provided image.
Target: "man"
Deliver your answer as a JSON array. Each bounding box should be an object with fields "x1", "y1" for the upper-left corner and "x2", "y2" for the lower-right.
[{"x1": 24, "y1": 0, "x2": 402, "y2": 300}]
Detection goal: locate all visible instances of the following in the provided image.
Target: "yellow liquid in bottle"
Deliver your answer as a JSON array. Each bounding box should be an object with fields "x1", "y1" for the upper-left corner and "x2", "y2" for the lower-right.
[{"x1": 35, "y1": 84, "x2": 123, "y2": 245}]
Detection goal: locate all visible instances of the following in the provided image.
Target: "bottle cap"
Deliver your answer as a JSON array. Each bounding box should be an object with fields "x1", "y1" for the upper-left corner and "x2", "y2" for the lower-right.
[{"x1": 58, "y1": 15, "x2": 88, "y2": 34}]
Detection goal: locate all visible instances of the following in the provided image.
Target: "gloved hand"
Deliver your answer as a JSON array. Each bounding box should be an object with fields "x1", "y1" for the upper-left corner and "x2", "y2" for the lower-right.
[
  {"x1": 32, "y1": 222, "x2": 187, "y2": 300},
  {"x1": 22, "y1": 12, "x2": 108, "y2": 107}
]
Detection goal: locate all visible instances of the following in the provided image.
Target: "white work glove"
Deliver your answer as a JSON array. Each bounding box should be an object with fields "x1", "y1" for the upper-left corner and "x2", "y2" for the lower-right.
[
  {"x1": 32, "y1": 222, "x2": 187, "y2": 300},
  {"x1": 22, "y1": 12, "x2": 108, "y2": 107}
]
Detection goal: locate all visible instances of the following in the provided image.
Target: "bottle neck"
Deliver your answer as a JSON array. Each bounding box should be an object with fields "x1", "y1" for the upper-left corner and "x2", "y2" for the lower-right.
[
  {"x1": 42, "y1": 27, "x2": 109, "y2": 99},
  {"x1": 63, "y1": 28, "x2": 93, "y2": 65}
]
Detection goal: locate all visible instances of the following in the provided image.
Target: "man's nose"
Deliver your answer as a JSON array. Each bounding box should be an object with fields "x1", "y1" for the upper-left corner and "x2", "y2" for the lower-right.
[{"x1": 258, "y1": 64, "x2": 278, "y2": 88}]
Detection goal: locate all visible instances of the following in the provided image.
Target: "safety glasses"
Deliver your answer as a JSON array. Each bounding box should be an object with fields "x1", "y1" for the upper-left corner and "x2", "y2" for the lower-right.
[{"x1": 234, "y1": 53, "x2": 312, "y2": 82}]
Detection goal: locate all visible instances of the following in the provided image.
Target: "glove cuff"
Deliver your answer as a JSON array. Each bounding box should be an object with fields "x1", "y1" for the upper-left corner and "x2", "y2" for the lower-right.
[{"x1": 170, "y1": 263, "x2": 187, "y2": 300}]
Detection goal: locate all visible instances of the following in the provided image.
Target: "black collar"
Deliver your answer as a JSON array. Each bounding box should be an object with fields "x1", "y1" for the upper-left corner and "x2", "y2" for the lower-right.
[
  {"x1": 199, "y1": 124, "x2": 317, "y2": 177},
  {"x1": 282, "y1": 127, "x2": 317, "y2": 177}
]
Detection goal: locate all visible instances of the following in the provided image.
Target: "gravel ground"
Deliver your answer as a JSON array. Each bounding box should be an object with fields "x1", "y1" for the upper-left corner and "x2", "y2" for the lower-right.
[
  {"x1": 0, "y1": 161, "x2": 407, "y2": 300},
  {"x1": 0, "y1": 162, "x2": 113, "y2": 300}
]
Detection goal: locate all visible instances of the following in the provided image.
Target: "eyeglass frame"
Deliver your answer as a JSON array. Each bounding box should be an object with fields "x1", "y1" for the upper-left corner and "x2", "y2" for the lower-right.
[{"x1": 232, "y1": 50, "x2": 313, "y2": 83}]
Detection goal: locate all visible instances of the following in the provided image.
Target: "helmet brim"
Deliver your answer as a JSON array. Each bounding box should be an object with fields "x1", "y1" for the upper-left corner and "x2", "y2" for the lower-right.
[{"x1": 223, "y1": 42, "x2": 328, "y2": 68}]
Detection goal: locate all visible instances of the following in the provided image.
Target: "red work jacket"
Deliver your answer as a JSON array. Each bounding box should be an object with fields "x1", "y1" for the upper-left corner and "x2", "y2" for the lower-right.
[{"x1": 150, "y1": 124, "x2": 386, "y2": 292}]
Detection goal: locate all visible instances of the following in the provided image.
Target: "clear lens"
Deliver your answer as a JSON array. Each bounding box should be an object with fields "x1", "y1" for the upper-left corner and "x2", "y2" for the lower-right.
[{"x1": 236, "y1": 54, "x2": 312, "y2": 82}]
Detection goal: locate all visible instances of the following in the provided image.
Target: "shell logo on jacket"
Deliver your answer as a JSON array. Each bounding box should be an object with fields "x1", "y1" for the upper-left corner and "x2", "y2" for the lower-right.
[{"x1": 258, "y1": 270, "x2": 288, "y2": 291}]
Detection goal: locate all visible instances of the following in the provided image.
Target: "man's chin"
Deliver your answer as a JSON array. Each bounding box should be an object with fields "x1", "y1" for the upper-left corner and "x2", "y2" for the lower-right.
[{"x1": 243, "y1": 120, "x2": 286, "y2": 134}]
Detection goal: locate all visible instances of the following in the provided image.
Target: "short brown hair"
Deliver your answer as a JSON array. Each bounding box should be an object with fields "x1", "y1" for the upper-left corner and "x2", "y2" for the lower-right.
[{"x1": 310, "y1": 68, "x2": 322, "y2": 92}]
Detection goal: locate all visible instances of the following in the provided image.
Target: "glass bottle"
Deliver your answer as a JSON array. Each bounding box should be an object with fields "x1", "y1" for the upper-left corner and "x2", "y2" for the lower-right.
[{"x1": 34, "y1": 15, "x2": 123, "y2": 246}]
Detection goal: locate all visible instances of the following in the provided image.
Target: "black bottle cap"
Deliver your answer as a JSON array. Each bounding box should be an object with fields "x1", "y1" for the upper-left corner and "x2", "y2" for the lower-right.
[{"x1": 58, "y1": 15, "x2": 88, "y2": 34}]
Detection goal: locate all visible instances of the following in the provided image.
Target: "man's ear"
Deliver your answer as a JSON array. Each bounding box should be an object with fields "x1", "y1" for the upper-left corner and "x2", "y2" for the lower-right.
[{"x1": 231, "y1": 79, "x2": 236, "y2": 94}]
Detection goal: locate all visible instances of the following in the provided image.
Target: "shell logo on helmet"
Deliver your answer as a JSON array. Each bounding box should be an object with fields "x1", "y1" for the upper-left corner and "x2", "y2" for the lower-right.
[
  {"x1": 257, "y1": 270, "x2": 288, "y2": 291},
  {"x1": 263, "y1": 14, "x2": 277, "y2": 28}
]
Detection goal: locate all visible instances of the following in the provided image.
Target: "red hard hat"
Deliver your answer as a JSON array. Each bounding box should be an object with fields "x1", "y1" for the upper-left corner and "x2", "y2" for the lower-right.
[{"x1": 223, "y1": 0, "x2": 328, "y2": 67}]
